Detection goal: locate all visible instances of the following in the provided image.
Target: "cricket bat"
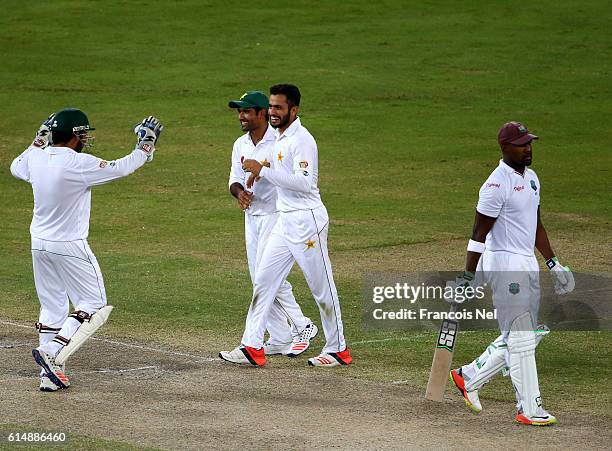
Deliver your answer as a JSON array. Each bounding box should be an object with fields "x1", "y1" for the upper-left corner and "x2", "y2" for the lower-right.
[{"x1": 425, "y1": 302, "x2": 459, "y2": 401}]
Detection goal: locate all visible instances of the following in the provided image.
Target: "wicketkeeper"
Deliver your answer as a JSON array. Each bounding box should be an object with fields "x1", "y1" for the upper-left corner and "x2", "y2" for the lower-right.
[{"x1": 10, "y1": 108, "x2": 163, "y2": 391}]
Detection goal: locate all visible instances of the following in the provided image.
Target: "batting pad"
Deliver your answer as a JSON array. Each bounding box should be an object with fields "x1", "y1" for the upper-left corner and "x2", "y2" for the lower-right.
[{"x1": 55, "y1": 305, "x2": 113, "y2": 365}]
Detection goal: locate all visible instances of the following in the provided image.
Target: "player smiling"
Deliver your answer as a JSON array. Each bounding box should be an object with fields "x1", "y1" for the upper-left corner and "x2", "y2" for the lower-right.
[{"x1": 220, "y1": 84, "x2": 351, "y2": 367}]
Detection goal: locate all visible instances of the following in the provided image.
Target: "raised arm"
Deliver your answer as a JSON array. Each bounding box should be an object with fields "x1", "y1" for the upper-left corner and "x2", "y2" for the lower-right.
[
  {"x1": 10, "y1": 113, "x2": 56, "y2": 182},
  {"x1": 80, "y1": 116, "x2": 162, "y2": 186}
]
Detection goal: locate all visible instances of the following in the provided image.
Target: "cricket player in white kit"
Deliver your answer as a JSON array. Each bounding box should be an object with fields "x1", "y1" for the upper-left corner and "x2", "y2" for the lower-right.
[
  {"x1": 220, "y1": 84, "x2": 352, "y2": 367},
  {"x1": 226, "y1": 90, "x2": 317, "y2": 357},
  {"x1": 10, "y1": 108, "x2": 163, "y2": 391},
  {"x1": 448, "y1": 121, "x2": 574, "y2": 425}
]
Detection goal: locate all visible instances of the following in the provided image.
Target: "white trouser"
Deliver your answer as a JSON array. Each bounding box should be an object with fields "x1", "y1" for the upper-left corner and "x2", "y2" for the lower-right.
[
  {"x1": 242, "y1": 206, "x2": 346, "y2": 353},
  {"x1": 31, "y1": 237, "x2": 107, "y2": 345},
  {"x1": 478, "y1": 250, "x2": 542, "y2": 414},
  {"x1": 478, "y1": 250, "x2": 540, "y2": 337},
  {"x1": 245, "y1": 212, "x2": 308, "y2": 344}
]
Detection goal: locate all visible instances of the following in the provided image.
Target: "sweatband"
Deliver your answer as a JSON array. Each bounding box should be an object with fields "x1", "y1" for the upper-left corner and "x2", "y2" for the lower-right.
[{"x1": 467, "y1": 239, "x2": 486, "y2": 254}]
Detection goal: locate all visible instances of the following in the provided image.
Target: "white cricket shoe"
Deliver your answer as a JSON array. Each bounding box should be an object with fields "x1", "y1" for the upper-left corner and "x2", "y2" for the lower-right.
[
  {"x1": 516, "y1": 407, "x2": 557, "y2": 426},
  {"x1": 308, "y1": 348, "x2": 353, "y2": 367},
  {"x1": 449, "y1": 368, "x2": 482, "y2": 413},
  {"x1": 287, "y1": 323, "x2": 318, "y2": 357},
  {"x1": 39, "y1": 375, "x2": 61, "y2": 392},
  {"x1": 219, "y1": 346, "x2": 266, "y2": 366},
  {"x1": 32, "y1": 349, "x2": 70, "y2": 389},
  {"x1": 263, "y1": 341, "x2": 292, "y2": 356}
]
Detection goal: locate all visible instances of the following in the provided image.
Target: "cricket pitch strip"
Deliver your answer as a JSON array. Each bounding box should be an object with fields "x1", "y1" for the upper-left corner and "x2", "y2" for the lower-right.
[{"x1": 1, "y1": 321, "x2": 609, "y2": 450}]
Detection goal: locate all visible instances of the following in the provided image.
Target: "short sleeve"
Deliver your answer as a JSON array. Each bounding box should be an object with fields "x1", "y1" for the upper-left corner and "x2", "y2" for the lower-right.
[{"x1": 476, "y1": 178, "x2": 506, "y2": 218}]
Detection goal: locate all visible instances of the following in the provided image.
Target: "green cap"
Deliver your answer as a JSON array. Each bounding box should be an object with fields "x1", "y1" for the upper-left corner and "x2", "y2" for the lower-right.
[
  {"x1": 50, "y1": 108, "x2": 95, "y2": 133},
  {"x1": 228, "y1": 91, "x2": 269, "y2": 109}
]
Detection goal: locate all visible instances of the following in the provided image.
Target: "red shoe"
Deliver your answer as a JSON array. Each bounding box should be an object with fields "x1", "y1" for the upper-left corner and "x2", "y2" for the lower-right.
[
  {"x1": 449, "y1": 368, "x2": 481, "y2": 413},
  {"x1": 515, "y1": 408, "x2": 557, "y2": 426},
  {"x1": 219, "y1": 346, "x2": 266, "y2": 366},
  {"x1": 308, "y1": 348, "x2": 352, "y2": 367}
]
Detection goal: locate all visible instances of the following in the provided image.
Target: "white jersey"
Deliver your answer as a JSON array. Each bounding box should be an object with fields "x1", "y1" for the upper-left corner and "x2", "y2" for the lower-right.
[
  {"x1": 228, "y1": 125, "x2": 278, "y2": 216},
  {"x1": 10, "y1": 145, "x2": 148, "y2": 241},
  {"x1": 476, "y1": 160, "x2": 541, "y2": 256},
  {"x1": 259, "y1": 117, "x2": 324, "y2": 212}
]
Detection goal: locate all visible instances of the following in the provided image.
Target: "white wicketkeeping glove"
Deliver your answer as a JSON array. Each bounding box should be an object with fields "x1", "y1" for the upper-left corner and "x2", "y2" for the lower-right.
[
  {"x1": 546, "y1": 257, "x2": 575, "y2": 295},
  {"x1": 134, "y1": 116, "x2": 164, "y2": 162},
  {"x1": 32, "y1": 113, "x2": 55, "y2": 148}
]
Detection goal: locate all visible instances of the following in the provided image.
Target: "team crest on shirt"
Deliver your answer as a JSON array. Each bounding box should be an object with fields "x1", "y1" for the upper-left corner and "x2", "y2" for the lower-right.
[
  {"x1": 277, "y1": 152, "x2": 284, "y2": 161},
  {"x1": 99, "y1": 160, "x2": 108, "y2": 168},
  {"x1": 530, "y1": 180, "x2": 537, "y2": 192},
  {"x1": 306, "y1": 240, "x2": 315, "y2": 249},
  {"x1": 509, "y1": 283, "x2": 520, "y2": 295},
  {"x1": 299, "y1": 161, "x2": 308, "y2": 168}
]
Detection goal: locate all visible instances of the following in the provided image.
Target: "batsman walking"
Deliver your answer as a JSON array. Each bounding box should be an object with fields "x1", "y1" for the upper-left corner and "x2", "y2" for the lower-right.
[
  {"x1": 10, "y1": 108, "x2": 163, "y2": 391},
  {"x1": 447, "y1": 121, "x2": 574, "y2": 425}
]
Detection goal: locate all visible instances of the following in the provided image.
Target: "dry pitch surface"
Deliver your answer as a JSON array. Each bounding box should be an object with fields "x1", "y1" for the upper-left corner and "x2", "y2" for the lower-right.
[{"x1": 1, "y1": 321, "x2": 610, "y2": 450}]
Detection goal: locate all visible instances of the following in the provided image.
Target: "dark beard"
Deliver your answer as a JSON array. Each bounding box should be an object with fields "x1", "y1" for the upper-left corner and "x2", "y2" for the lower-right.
[{"x1": 271, "y1": 114, "x2": 289, "y2": 129}]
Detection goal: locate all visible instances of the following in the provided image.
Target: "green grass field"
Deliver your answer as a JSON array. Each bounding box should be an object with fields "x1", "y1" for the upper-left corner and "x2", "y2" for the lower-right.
[{"x1": 1, "y1": 1, "x2": 611, "y2": 446}]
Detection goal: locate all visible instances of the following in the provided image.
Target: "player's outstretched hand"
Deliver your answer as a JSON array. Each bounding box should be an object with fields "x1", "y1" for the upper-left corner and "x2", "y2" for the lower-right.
[
  {"x1": 134, "y1": 116, "x2": 164, "y2": 162},
  {"x1": 32, "y1": 113, "x2": 56, "y2": 148},
  {"x1": 547, "y1": 258, "x2": 575, "y2": 295}
]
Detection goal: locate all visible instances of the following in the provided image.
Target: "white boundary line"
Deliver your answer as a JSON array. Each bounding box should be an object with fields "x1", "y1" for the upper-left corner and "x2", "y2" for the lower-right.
[
  {"x1": 87, "y1": 366, "x2": 158, "y2": 374},
  {"x1": 351, "y1": 334, "x2": 429, "y2": 345},
  {"x1": 0, "y1": 319, "x2": 218, "y2": 363},
  {"x1": 0, "y1": 341, "x2": 37, "y2": 349}
]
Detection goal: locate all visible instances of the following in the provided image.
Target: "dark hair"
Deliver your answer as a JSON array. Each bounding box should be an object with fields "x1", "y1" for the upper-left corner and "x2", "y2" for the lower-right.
[
  {"x1": 270, "y1": 84, "x2": 301, "y2": 108},
  {"x1": 51, "y1": 130, "x2": 74, "y2": 144},
  {"x1": 253, "y1": 106, "x2": 269, "y2": 121}
]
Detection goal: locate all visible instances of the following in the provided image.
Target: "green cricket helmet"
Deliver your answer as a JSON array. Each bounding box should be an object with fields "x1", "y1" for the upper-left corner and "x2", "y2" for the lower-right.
[{"x1": 50, "y1": 108, "x2": 95, "y2": 149}]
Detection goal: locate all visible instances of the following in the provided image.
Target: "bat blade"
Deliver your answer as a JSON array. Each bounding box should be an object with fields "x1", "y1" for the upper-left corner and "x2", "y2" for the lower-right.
[{"x1": 425, "y1": 316, "x2": 459, "y2": 402}]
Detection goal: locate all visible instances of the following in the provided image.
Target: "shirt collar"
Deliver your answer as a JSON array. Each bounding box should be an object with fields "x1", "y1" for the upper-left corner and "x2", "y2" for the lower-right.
[
  {"x1": 499, "y1": 159, "x2": 526, "y2": 178},
  {"x1": 275, "y1": 117, "x2": 301, "y2": 139},
  {"x1": 262, "y1": 124, "x2": 276, "y2": 143},
  {"x1": 247, "y1": 125, "x2": 276, "y2": 147}
]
